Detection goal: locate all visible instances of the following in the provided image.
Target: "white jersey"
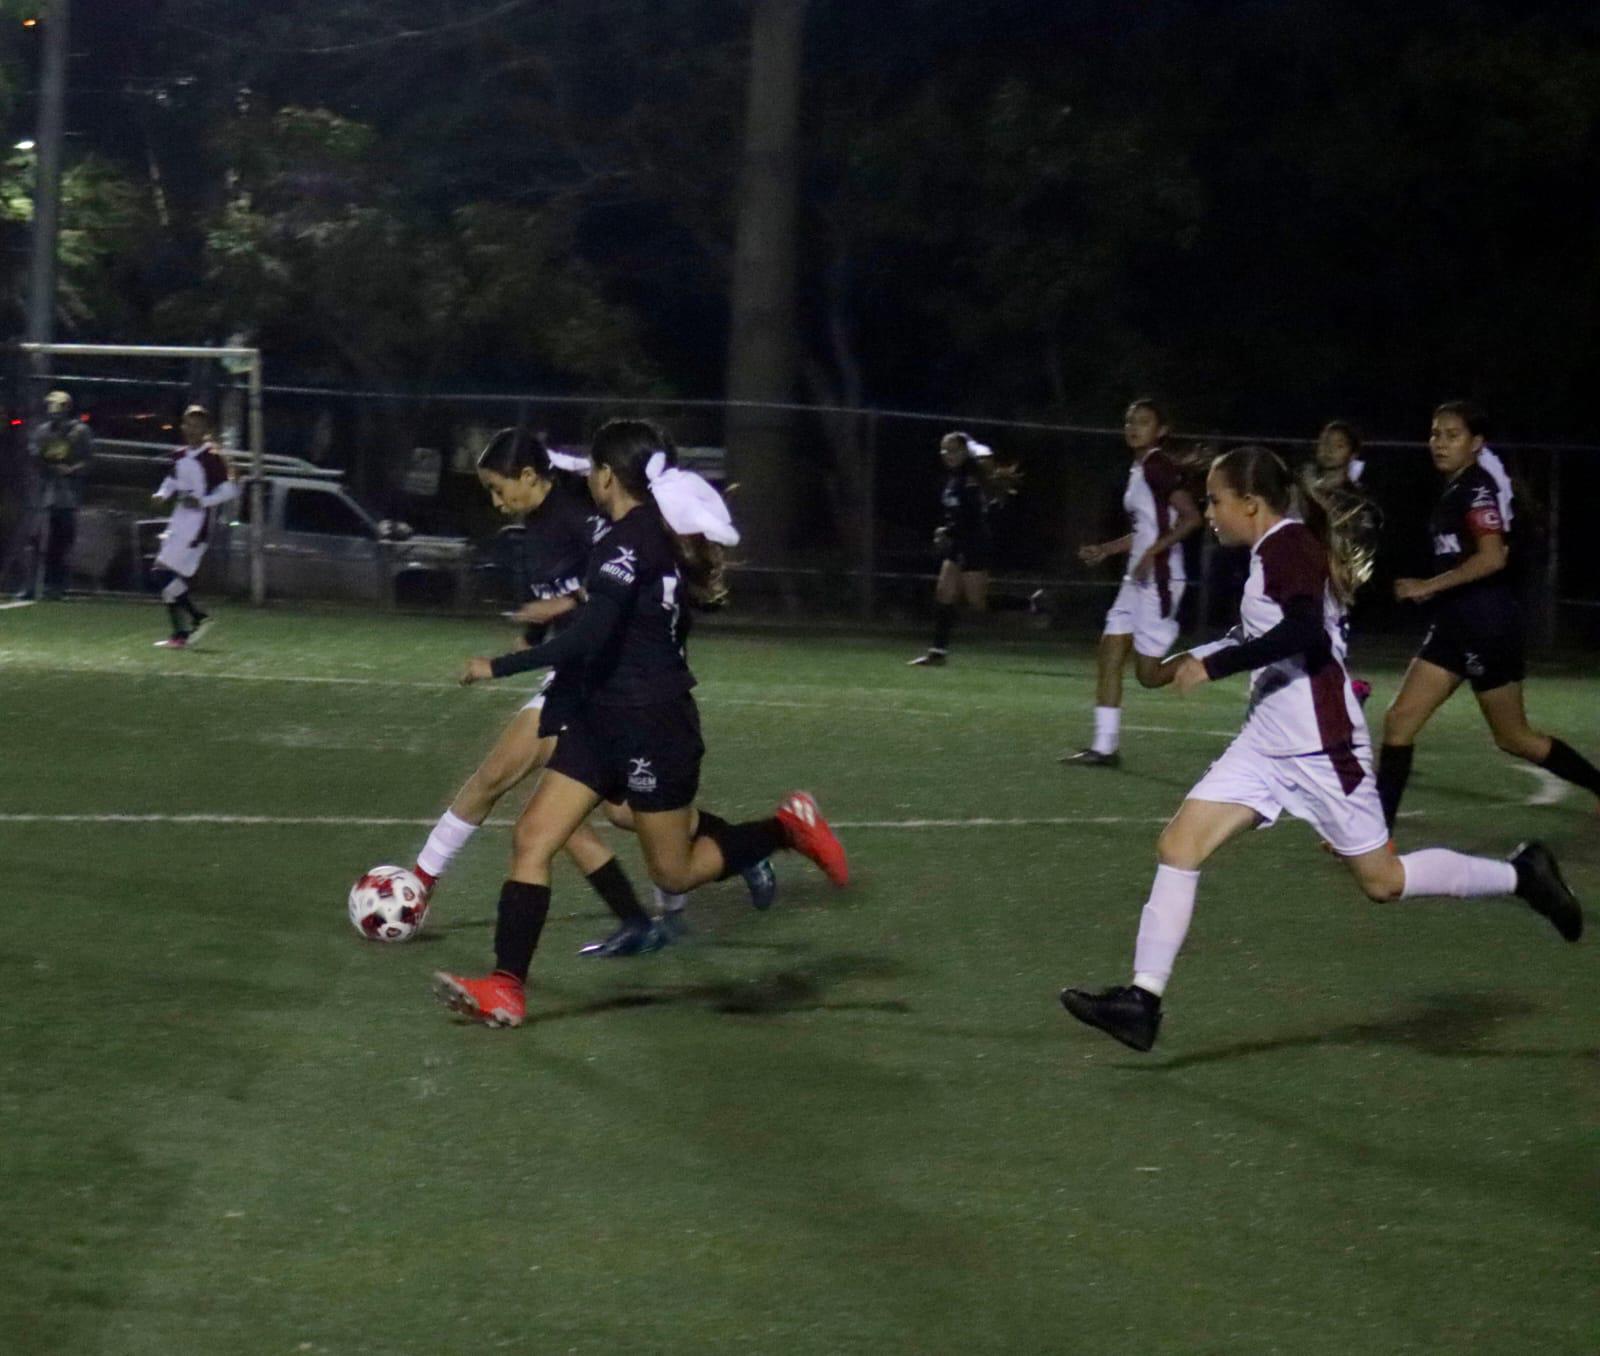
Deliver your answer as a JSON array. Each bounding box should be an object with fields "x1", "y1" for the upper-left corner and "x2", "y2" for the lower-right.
[
  {"x1": 153, "y1": 441, "x2": 238, "y2": 577},
  {"x1": 1122, "y1": 447, "x2": 1187, "y2": 590},
  {"x1": 1192, "y1": 518, "x2": 1367, "y2": 765}
]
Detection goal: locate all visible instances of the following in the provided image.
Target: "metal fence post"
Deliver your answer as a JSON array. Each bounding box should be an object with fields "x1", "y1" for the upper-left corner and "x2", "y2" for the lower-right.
[
  {"x1": 860, "y1": 411, "x2": 877, "y2": 620},
  {"x1": 1543, "y1": 447, "x2": 1561, "y2": 648}
]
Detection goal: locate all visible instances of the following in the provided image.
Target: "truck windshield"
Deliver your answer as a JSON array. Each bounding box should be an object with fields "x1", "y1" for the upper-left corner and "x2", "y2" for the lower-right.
[{"x1": 284, "y1": 488, "x2": 373, "y2": 538}]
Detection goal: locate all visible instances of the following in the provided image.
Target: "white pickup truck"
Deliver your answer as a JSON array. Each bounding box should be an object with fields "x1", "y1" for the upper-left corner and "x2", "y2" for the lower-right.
[{"x1": 210, "y1": 474, "x2": 474, "y2": 607}]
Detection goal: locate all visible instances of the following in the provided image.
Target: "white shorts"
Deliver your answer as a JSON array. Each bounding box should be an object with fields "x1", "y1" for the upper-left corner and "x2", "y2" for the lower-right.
[
  {"x1": 154, "y1": 537, "x2": 205, "y2": 580},
  {"x1": 1188, "y1": 733, "x2": 1390, "y2": 857},
  {"x1": 1103, "y1": 578, "x2": 1185, "y2": 658},
  {"x1": 520, "y1": 670, "x2": 558, "y2": 713}
]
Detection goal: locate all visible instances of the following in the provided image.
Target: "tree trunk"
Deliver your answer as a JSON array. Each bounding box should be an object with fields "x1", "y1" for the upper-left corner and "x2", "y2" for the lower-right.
[{"x1": 723, "y1": 0, "x2": 807, "y2": 562}]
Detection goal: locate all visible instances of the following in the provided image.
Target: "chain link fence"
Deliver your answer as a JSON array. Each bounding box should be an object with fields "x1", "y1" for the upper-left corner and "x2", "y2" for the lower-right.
[{"x1": 3, "y1": 356, "x2": 1598, "y2": 647}]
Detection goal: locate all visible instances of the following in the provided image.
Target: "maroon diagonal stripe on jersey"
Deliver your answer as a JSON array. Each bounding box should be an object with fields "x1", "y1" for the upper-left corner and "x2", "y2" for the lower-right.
[
  {"x1": 1259, "y1": 522, "x2": 1360, "y2": 791},
  {"x1": 1143, "y1": 450, "x2": 1179, "y2": 617}
]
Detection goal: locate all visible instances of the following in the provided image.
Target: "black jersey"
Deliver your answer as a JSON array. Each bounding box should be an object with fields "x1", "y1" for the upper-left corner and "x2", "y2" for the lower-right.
[
  {"x1": 518, "y1": 482, "x2": 597, "y2": 602},
  {"x1": 1429, "y1": 462, "x2": 1515, "y2": 627},
  {"x1": 579, "y1": 505, "x2": 694, "y2": 707},
  {"x1": 940, "y1": 464, "x2": 991, "y2": 550}
]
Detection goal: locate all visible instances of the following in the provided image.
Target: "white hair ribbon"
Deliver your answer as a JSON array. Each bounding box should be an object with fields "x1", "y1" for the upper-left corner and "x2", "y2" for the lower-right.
[
  {"x1": 548, "y1": 449, "x2": 593, "y2": 474},
  {"x1": 644, "y1": 450, "x2": 740, "y2": 546},
  {"x1": 966, "y1": 439, "x2": 994, "y2": 459},
  {"x1": 1347, "y1": 456, "x2": 1365, "y2": 486}
]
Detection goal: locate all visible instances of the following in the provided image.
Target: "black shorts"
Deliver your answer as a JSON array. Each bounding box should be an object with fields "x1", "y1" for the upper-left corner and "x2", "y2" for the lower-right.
[
  {"x1": 534, "y1": 670, "x2": 584, "y2": 739},
  {"x1": 1419, "y1": 611, "x2": 1525, "y2": 693},
  {"x1": 943, "y1": 538, "x2": 993, "y2": 573},
  {"x1": 546, "y1": 694, "x2": 703, "y2": 813}
]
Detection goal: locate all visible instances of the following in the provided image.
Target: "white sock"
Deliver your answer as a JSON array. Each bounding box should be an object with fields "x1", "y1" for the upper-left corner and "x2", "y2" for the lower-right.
[
  {"x1": 416, "y1": 809, "x2": 478, "y2": 880},
  {"x1": 1131, "y1": 864, "x2": 1199, "y2": 997},
  {"x1": 1092, "y1": 705, "x2": 1122, "y2": 755},
  {"x1": 653, "y1": 885, "x2": 688, "y2": 917},
  {"x1": 1399, "y1": 849, "x2": 1517, "y2": 899}
]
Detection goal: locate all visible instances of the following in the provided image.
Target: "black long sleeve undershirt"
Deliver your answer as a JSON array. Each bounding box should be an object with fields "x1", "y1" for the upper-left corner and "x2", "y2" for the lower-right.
[
  {"x1": 1201, "y1": 595, "x2": 1327, "y2": 681},
  {"x1": 488, "y1": 594, "x2": 622, "y2": 679}
]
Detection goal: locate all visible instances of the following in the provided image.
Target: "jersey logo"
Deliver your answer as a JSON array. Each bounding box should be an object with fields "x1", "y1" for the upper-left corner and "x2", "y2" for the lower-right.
[
  {"x1": 1433, "y1": 532, "x2": 1460, "y2": 555},
  {"x1": 627, "y1": 757, "x2": 658, "y2": 794},
  {"x1": 600, "y1": 545, "x2": 637, "y2": 585}
]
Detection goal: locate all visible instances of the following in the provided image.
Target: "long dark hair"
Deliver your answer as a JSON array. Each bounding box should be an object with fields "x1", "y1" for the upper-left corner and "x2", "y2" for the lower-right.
[
  {"x1": 1211, "y1": 444, "x2": 1371, "y2": 606},
  {"x1": 589, "y1": 418, "x2": 729, "y2": 608},
  {"x1": 477, "y1": 427, "x2": 552, "y2": 479},
  {"x1": 476, "y1": 427, "x2": 587, "y2": 504},
  {"x1": 1433, "y1": 400, "x2": 1489, "y2": 438}
]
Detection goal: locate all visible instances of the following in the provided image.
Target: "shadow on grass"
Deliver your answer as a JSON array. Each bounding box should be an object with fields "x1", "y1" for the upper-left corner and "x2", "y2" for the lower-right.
[
  {"x1": 1133, "y1": 991, "x2": 1595, "y2": 1071},
  {"x1": 526, "y1": 952, "x2": 911, "y2": 1026}
]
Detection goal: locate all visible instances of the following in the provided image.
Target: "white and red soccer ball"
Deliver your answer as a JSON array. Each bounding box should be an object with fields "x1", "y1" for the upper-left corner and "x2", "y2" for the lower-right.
[{"x1": 348, "y1": 865, "x2": 427, "y2": 942}]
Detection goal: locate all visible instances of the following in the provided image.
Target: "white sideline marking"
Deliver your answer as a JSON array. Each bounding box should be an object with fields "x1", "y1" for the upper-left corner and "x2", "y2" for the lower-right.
[
  {"x1": 0, "y1": 811, "x2": 1173, "y2": 830},
  {"x1": 0, "y1": 599, "x2": 37, "y2": 611},
  {"x1": 1512, "y1": 764, "x2": 1572, "y2": 807},
  {"x1": 1123, "y1": 723, "x2": 1238, "y2": 738},
  {"x1": 3, "y1": 662, "x2": 956, "y2": 718}
]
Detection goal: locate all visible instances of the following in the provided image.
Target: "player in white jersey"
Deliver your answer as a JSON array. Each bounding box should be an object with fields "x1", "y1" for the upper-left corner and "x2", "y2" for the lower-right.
[
  {"x1": 1063, "y1": 398, "x2": 1201, "y2": 766},
  {"x1": 1059, "y1": 446, "x2": 1582, "y2": 1053},
  {"x1": 149, "y1": 405, "x2": 238, "y2": 649}
]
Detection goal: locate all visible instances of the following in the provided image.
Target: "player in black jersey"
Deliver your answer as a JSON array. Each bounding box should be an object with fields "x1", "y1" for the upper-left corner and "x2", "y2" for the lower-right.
[
  {"x1": 907, "y1": 432, "x2": 1020, "y2": 666},
  {"x1": 432, "y1": 420, "x2": 850, "y2": 1028},
  {"x1": 402, "y1": 429, "x2": 659, "y2": 946},
  {"x1": 1376, "y1": 402, "x2": 1600, "y2": 828}
]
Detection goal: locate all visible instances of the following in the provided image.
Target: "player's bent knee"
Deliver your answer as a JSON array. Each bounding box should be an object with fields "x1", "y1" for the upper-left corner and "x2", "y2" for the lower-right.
[
  {"x1": 1155, "y1": 827, "x2": 1202, "y2": 871},
  {"x1": 509, "y1": 818, "x2": 562, "y2": 868}
]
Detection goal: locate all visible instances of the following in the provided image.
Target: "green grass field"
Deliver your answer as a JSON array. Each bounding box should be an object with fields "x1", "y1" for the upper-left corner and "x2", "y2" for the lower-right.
[{"x1": 2, "y1": 599, "x2": 1595, "y2": 1355}]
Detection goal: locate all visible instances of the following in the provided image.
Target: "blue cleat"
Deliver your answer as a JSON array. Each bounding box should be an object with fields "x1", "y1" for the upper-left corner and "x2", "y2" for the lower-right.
[
  {"x1": 741, "y1": 858, "x2": 778, "y2": 911},
  {"x1": 578, "y1": 921, "x2": 672, "y2": 958}
]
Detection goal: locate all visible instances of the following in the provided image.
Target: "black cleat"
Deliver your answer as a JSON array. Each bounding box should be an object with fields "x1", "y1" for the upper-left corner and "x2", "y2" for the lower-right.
[
  {"x1": 907, "y1": 650, "x2": 947, "y2": 667},
  {"x1": 578, "y1": 922, "x2": 671, "y2": 958},
  {"x1": 1059, "y1": 983, "x2": 1162, "y2": 1051},
  {"x1": 1510, "y1": 841, "x2": 1583, "y2": 942},
  {"x1": 1059, "y1": 747, "x2": 1120, "y2": 768}
]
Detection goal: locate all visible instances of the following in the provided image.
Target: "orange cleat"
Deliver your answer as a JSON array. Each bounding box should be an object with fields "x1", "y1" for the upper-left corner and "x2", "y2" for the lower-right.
[
  {"x1": 775, "y1": 791, "x2": 850, "y2": 887},
  {"x1": 431, "y1": 970, "x2": 525, "y2": 1028}
]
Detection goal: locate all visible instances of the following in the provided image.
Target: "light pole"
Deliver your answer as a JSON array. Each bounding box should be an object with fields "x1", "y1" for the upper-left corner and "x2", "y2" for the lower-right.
[{"x1": 25, "y1": 0, "x2": 71, "y2": 387}]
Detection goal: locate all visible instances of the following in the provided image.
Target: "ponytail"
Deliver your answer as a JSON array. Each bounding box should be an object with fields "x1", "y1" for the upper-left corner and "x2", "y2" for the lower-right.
[{"x1": 589, "y1": 418, "x2": 732, "y2": 610}]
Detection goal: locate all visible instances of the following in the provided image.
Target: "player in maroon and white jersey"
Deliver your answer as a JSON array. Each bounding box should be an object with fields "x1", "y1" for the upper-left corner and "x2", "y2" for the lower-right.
[
  {"x1": 1062, "y1": 398, "x2": 1201, "y2": 767},
  {"x1": 1376, "y1": 401, "x2": 1600, "y2": 827},
  {"x1": 149, "y1": 404, "x2": 238, "y2": 649},
  {"x1": 1060, "y1": 446, "x2": 1582, "y2": 1054}
]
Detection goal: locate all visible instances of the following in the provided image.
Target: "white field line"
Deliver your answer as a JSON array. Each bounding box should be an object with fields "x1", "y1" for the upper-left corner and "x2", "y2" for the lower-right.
[
  {"x1": 1512, "y1": 764, "x2": 1573, "y2": 807},
  {"x1": 0, "y1": 661, "x2": 957, "y2": 718},
  {"x1": 0, "y1": 599, "x2": 37, "y2": 611},
  {"x1": 0, "y1": 811, "x2": 1174, "y2": 830},
  {"x1": 0, "y1": 810, "x2": 1430, "y2": 830}
]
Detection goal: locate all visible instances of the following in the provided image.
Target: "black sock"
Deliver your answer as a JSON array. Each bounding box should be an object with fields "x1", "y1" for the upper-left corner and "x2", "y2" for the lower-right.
[
  {"x1": 165, "y1": 602, "x2": 188, "y2": 635},
  {"x1": 183, "y1": 596, "x2": 204, "y2": 624},
  {"x1": 695, "y1": 809, "x2": 786, "y2": 880},
  {"x1": 1377, "y1": 744, "x2": 1414, "y2": 830},
  {"x1": 493, "y1": 879, "x2": 551, "y2": 981},
  {"x1": 1541, "y1": 738, "x2": 1600, "y2": 798},
  {"x1": 932, "y1": 603, "x2": 955, "y2": 651},
  {"x1": 584, "y1": 858, "x2": 650, "y2": 927}
]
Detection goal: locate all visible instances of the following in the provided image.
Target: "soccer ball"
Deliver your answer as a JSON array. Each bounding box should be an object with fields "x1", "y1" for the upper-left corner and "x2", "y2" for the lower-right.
[{"x1": 348, "y1": 865, "x2": 427, "y2": 942}]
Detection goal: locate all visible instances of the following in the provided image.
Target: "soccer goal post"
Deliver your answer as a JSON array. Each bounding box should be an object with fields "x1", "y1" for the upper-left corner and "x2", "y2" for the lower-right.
[{"x1": 18, "y1": 341, "x2": 269, "y2": 605}]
